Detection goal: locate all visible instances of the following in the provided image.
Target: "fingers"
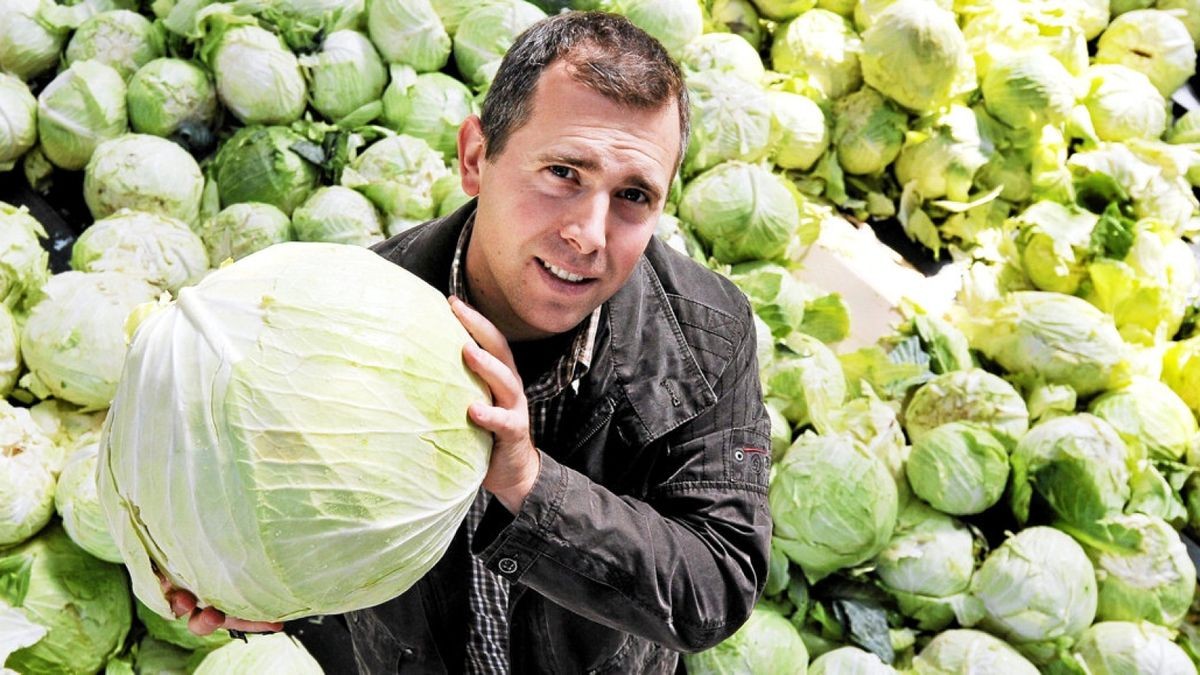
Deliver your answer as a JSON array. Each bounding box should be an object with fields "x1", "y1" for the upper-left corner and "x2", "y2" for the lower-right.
[
  {"x1": 450, "y1": 296, "x2": 515, "y2": 370},
  {"x1": 223, "y1": 617, "x2": 285, "y2": 634},
  {"x1": 463, "y1": 342, "x2": 524, "y2": 409},
  {"x1": 169, "y1": 590, "x2": 196, "y2": 618},
  {"x1": 188, "y1": 606, "x2": 226, "y2": 636},
  {"x1": 468, "y1": 401, "x2": 527, "y2": 441}
]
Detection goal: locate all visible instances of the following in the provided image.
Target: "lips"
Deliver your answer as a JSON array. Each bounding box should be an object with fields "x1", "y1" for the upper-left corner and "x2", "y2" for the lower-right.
[{"x1": 536, "y1": 257, "x2": 596, "y2": 284}]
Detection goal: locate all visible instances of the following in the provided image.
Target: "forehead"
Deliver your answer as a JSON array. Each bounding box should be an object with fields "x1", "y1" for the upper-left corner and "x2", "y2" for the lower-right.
[{"x1": 513, "y1": 62, "x2": 680, "y2": 186}]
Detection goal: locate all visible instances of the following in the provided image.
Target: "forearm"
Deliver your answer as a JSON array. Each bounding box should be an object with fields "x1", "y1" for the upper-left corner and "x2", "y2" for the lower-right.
[{"x1": 471, "y1": 449, "x2": 770, "y2": 652}]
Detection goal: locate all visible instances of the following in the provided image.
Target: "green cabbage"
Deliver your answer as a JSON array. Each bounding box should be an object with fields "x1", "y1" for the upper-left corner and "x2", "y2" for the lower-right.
[
  {"x1": 36, "y1": 60, "x2": 127, "y2": 171},
  {"x1": 0, "y1": 524, "x2": 132, "y2": 675},
  {"x1": 859, "y1": 0, "x2": 975, "y2": 112},
  {"x1": 99, "y1": 243, "x2": 492, "y2": 622},
  {"x1": 1095, "y1": 10, "x2": 1196, "y2": 97},
  {"x1": 678, "y1": 161, "x2": 799, "y2": 264},
  {"x1": 770, "y1": 432, "x2": 897, "y2": 582},
  {"x1": 299, "y1": 30, "x2": 387, "y2": 123},
  {"x1": 127, "y1": 58, "x2": 219, "y2": 146},
  {"x1": 770, "y1": 9, "x2": 862, "y2": 101},
  {"x1": 971, "y1": 527, "x2": 1097, "y2": 663},
  {"x1": 291, "y1": 186, "x2": 384, "y2": 246},
  {"x1": 70, "y1": 210, "x2": 209, "y2": 293},
  {"x1": 83, "y1": 134, "x2": 206, "y2": 225},
  {"x1": 199, "y1": 202, "x2": 294, "y2": 263},
  {"x1": 205, "y1": 23, "x2": 307, "y2": 125},
  {"x1": 683, "y1": 606, "x2": 808, "y2": 673},
  {"x1": 64, "y1": 10, "x2": 163, "y2": 79}
]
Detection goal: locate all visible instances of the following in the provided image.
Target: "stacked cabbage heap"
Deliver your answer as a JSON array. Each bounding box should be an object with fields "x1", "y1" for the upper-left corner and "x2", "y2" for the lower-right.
[{"x1": 3, "y1": 0, "x2": 1200, "y2": 670}]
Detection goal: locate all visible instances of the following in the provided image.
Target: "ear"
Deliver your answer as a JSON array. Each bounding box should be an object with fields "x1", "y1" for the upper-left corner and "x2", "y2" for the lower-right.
[{"x1": 457, "y1": 115, "x2": 485, "y2": 197}]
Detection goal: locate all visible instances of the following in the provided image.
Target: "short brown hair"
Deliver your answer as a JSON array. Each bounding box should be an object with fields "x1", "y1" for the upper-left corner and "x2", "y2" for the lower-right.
[{"x1": 479, "y1": 11, "x2": 690, "y2": 173}]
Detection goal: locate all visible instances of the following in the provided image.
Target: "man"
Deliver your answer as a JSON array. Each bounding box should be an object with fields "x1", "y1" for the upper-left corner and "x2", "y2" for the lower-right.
[{"x1": 173, "y1": 11, "x2": 771, "y2": 673}]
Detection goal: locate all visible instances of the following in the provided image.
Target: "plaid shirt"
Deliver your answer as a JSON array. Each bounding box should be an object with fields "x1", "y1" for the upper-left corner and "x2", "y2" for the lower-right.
[{"x1": 450, "y1": 215, "x2": 600, "y2": 674}]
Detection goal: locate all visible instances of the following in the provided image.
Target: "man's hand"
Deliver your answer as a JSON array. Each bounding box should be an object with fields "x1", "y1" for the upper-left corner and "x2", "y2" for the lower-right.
[
  {"x1": 159, "y1": 575, "x2": 283, "y2": 637},
  {"x1": 450, "y1": 296, "x2": 541, "y2": 514}
]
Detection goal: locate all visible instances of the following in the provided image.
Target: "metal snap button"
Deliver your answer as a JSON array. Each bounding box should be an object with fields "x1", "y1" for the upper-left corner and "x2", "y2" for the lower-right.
[
  {"x1": 734, "y1": 450, "x2": 744, "y2": 461},
  {"x1": 498, "y1": 557, "x2": 518, "y2": 574}
]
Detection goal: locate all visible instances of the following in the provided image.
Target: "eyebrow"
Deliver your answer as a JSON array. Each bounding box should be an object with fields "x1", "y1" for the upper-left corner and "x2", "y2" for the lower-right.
[{"x1": 538, "y1": 152, "x2": 665, "y2": 204}]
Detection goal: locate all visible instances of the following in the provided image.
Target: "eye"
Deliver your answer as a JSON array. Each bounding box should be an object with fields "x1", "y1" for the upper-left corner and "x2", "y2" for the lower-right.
[
  {"x1": 618, "y1": 188, "x2": 649, "y2": 204},
  {"x1": 548, "y1": 165, "x2": 574, "y2": 179}
]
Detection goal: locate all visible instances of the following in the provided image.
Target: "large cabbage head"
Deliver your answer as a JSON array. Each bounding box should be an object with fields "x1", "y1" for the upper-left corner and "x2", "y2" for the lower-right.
[
  {"x1": 683, "y1": 71, "x2": 773, "y2": 176},
  {"x1": 893, "y1": 105, "x2": 988, "y2": 203},
  {"x1": 981, "y1": 51, "x2": 1076, "y2": 131},
  {"x1": 453, "y1": 0, "x2": 545, "y2": 88},
  {"x1": 54, "y1": 442, "x2": 122, "y2": 563},
  {"x1": 127, "y1": 58, "x2": 219, "y2": 151},
  {"x1": 859, "y1": 0, "x2": 975, "y2": 112},
  {"x1": 214, "y1": 125, "x2": 321, "y2": 216},
  {"x1": 98, "y1": 243, "x2": 492, "y2": 622},
  {"x1": 64, "y1": 10, "x2": 164, "y2": 80},
  {"x1": 1080, "y1": 64, "x2": 1168, "y2": 142},
  {"x1": 874, "y1": 500, "x2": 981, "y2": 630},
  {"x1": 83, "y1": 134, "x2": 205, "y2": 225},
  {"x1": 71, "y1": 210, "x2": 209, "y2": 295},
  {"x1": 1070, "y1": 621, "x2": 1197, "y2": 674},
  {"x1": 291, "y1": 186, "x2": 383, "y2": 246},
  {"x1": 678, "y1": 161, "x2": 799, "y2": 264},
  {"x1": 833, "y1": 86, "x2": 907, "y2": 176},
  {"x1": 192, "y1": 633, "x2": 321, "y2": 674},
  {"x1": 37, "y1": 60, "x2": 127, "y2": 171},
  {"x1": 0, "y1": 202, "x2": 50, "y2": 315},
  {"x1": 1013, "y1": 200, "x2": 1098, "y2": 295},
  {"x1": 1095, "y1": 10, "x2": 1195, "y2": 97},
  {"x1": 961, "y1": 3, "x2": 1088, "y2": 78},
  {"x1": 809, "y1": 646, "x2": 897, "y2": 674},
  {"x1": 1088, "y1": 377, "x2": 1197, "y2": 462},
  {"x1": 911, "y1": 629, "x2": 1039, "y2": 675},
  {"x1": 381, "y1": 66, "x2": 477, "y2": 160},
  {"x1": 970, "y1": 527, "x2": 1097, "y2": 662},
  {"x1": 959, "y1": 291, "x2": 1128, "y2": 397},
  {"x1": 769, "y1": 9, "x2": 863, "y2": 101},
  {"x1": 769, "y1": 432, "x2": 897, "y2": 582},
  {"x1": 199, "y1": 202, "x2": 293, "y2": 264},
  {"x1": 903, "y1": 368, "x2": 1029, "y2": 445},
  {"x1": 0, "y1": 0, "x2": 68, "y2": 81},
  {"x1": 204, "y1": 23, "x2": 307, "y2": 126},
  {"x1": 682, "y1": 606, "x2": 808, "y2": 673},
  {"x1": 906, "y1": 422, "x2": 1009, "y2": 516},
  {"x1": 21, "y1": 272, "x2": 162, "y2": 410},
  {"x1": 752, "y1": 0, "x2": 816, "y2": 21},
  {"x1": 0, "y1": 74, "x2": 37, "y2": 172},
  {"x1": 1009, "y1": 414, "x2": 1131, "y2": 527},
  {"x1": 0, "y1": 524, "x2": 132, "y2": 675},
  {"x1": 1070, "y1": 513, "x2": 1195, "y2": 627},
  {"x1": 298, "y1": 30, "x2": 387, "y2": 123}
]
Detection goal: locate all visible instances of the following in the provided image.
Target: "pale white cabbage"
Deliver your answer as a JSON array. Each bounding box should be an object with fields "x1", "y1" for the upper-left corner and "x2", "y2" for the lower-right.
[
  {"x1": 69, "y1": 210, "x2": 210, "y2": 294},
  {"x1": 83, "y1": 134, "x2": 206, "y2": 225},
  {"x1": 20, "y1": 272, "x2": 162, "y2": 410},
  {"x1": 1095, "y1": 10, "x2": 1196, "y2": 97},
  {"x1": 37, "y1": 60, "x2": 127, "y2": 171},
  {"x1": 0, "y1": 403, "x2": 56, "y2": 546},
  {"x1": 0, "y1": 74, "x2": 37, "y2": 172},
  {"x1": 369, "y1": 0, "x2": 451, "y2": 72},
  {"x1": 208, "y1": 24, "x2": 307, "y2": 125},
  {"x1": 99, "y1": 243, "x2": 492, "y2": 622}
]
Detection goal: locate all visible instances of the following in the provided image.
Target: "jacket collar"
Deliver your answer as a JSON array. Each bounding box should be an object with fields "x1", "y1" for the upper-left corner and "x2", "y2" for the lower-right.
[{"x1": 389, "y1": 200, "x2": 717, "y2": 444}]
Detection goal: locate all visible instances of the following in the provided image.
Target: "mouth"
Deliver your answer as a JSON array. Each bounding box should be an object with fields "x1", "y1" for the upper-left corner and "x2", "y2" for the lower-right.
[
  {"x1": 535, "y1": 257, "x2": 598, "y2": 292},
  {"x1": 535, "y1": 254, "x2": 595, "y2": 281}
]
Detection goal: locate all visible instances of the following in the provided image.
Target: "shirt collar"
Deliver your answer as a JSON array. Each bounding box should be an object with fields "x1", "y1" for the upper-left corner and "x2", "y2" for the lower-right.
[{"x1": 449, "y1": 213, "x2": 600, "y2": 400}]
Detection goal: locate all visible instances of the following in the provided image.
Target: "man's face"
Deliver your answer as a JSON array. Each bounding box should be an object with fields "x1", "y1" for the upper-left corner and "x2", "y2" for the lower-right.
[{"x1": 458, "y1": 61, "x2": 680, "y2": 341}]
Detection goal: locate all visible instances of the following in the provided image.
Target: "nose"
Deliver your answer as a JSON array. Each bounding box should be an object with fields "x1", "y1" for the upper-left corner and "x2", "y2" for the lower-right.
[{"x1": 562, "y1": 192, "x2": 607, "y2": 255}]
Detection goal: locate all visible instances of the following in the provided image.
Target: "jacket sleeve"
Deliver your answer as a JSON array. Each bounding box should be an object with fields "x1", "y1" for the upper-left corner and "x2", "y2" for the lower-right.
[{"x1": 470, "y1": 303, "x2": 772, "y2": 653}]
